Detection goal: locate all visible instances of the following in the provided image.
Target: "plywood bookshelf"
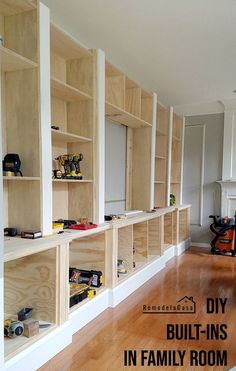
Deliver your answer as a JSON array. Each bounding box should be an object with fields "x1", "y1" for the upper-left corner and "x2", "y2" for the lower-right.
[
  {"x1": 105, "y1": 60, "x2": 154, "y2": 212},
  {"x1": 171, "y1": 113, "x2": 183, "y2": 205},
  {"x1": 105, "y1": 62, "x2": 152, "y2": 129},
  {"x1": 154, "y1": 104, "x2": 169, "y2": 208},
  {"x1": 1, "y1": 1, "x2": 43, "y2": 233},
  {"x1": 50, "y1": 25, "x2": 96, "y2": 222}
]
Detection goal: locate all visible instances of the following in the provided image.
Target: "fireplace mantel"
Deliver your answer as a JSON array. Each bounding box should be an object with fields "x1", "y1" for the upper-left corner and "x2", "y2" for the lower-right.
[
  {"x1": 216, "y1": 180, "x2": 236, "y2": 216},
  {"x1": 217, "y1": 180, "x2": 236, "y2": 184}
]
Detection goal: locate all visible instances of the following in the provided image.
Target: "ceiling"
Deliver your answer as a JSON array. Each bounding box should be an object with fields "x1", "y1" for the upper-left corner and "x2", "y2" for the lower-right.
[{"x1": 42, "y1": 0, "x2": 236, "y2": 114}]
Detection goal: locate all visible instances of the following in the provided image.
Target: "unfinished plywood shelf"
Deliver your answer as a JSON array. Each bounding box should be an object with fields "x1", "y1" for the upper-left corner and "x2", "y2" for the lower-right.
[
  {"x1": 3, "y1": 176, "x2": 40, "y2": 181},
  {"x1": 52, "y1": 179, "x2": 93, "y2": 183},
  {"x1": 154, "y1": 180, "x2": 165, "y2": 184},
  {"x1": 105, "y1": 101, "x2": 151, "y2": 129},
  {"x1": 51, "y1": 77, "x2": 92, "y2": 102},
  {"x1": 172, "y1": 135, "x2": 181, "y2": 142},
  {"x1": 51, "y1": 129, "x2": 92, "y2": 143},
  {"x1": 0, "y1": 46, "x2": 38, "y2": 72},
  {"x1": 155, "y1": 155, "x2": 166, "y2": 160}
]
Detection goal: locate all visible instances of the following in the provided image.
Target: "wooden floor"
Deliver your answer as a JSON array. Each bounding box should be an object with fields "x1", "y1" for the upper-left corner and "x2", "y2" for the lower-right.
[{"x1": 40, "y1": 247, "x2": 236, "y2": 371}]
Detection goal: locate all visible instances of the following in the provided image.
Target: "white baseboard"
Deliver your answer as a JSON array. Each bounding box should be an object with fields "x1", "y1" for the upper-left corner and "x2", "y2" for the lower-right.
[
  {"x1": 4, "y1": 322, "x2": 72, "y2": 371},
  {"x1": 69, "y1": 288, "x2": 109, "y2": 335},
  {"x1": 162, "y1": 246, "x2": 175, "y2": 263},
  {"x1": 190, "y1": 242, "x2": 210, "y2": 248},
  {"x1": 176, "y1": 238, "x2": 191, "y2": 256}
]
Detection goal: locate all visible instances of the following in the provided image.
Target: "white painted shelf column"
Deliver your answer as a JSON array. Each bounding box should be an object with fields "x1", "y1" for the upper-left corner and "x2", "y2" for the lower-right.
[
  {"x1": 150, "y1": 92, "x2": 157, "y2": 209},
  {"x1": 39, "y1": 2, "x2": 52, "y2": 235},
  {"x1": 167, "y1": 106, "x2": 173, "y2": 206},
  {"x1": 94, "y1": 49, "x2": 105, "y2": 223}
]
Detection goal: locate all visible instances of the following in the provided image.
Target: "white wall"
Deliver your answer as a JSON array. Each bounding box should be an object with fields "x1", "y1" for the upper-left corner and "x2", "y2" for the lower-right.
[
  {"x1": 184, "y1": 113, "x2": 224, "y2": 243},
  {"x1": 105, "y1": 120, "x2": 127, "y2": 215}
]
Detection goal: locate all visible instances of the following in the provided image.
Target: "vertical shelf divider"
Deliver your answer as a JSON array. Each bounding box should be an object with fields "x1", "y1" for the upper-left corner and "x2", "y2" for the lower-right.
[{"x1": 39, "y1": 2, "x2": 52, "y2": 235}]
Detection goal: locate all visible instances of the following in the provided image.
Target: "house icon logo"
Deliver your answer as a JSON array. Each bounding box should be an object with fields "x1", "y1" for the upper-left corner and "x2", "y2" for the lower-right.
[
  {"x1": 143, "y1": 296, "x2": 196, "y2": 314},
  {"x1": 176, "y1": 296, "x2": 196, "y2": 313}
]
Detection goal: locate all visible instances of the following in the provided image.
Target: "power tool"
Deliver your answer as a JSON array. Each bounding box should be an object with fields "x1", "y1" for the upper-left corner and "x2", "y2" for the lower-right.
[
  {"x1": 69, "y1": 268, "x2": 102, "y2": 287},
  {"x1": 4, "y1": 319, "x2": 24, "y2": 338},
  {"x1": 55, "y1": 154, "x2": 83, "y2": 179}
]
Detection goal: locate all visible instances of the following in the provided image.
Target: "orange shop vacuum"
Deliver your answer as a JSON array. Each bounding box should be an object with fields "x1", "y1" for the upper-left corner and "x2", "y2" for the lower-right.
[{"x1": 209, "y1": 213, "x2": 236, "y2": 256}]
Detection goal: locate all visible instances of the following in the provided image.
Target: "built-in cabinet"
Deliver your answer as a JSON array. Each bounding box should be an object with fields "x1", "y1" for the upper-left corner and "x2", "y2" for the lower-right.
[
  {"x1": 0, "y1": 1, "x2": 189, "y2": 370},
  {"x1": 112, "y1": 206, "x2": 190, "y2": 287}
]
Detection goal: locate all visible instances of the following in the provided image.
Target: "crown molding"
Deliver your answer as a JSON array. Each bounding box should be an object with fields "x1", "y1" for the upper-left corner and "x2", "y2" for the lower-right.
[{"x1": 219, "y1": 98, "x2": 236, "y2": 111}]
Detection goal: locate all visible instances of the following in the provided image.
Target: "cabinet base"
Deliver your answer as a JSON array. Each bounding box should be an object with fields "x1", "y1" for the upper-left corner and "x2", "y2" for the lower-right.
[{"x1": 4, "y1": 238, "x2": 190, "y2": 371}]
